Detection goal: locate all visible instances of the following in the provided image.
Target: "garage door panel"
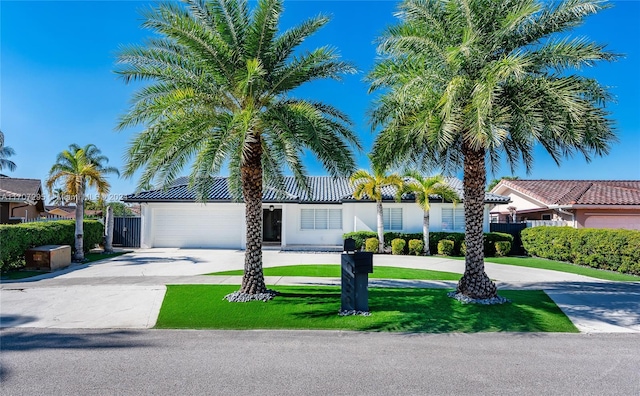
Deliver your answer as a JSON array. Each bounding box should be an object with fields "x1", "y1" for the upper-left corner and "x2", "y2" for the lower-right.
[
  {"x1": 584, "y1": 215, "x2": 640, "y2": 230},
  {"x1": 152, "y1": 207, "x2": 243, "y2": 248}
]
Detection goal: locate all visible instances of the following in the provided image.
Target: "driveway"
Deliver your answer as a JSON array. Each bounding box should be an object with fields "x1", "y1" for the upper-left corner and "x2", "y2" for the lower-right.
[{"x1": 1, "y1": 249, "x2": 639, "y2": 332}]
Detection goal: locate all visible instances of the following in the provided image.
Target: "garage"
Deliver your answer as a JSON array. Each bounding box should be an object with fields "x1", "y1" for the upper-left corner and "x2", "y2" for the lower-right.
[
  {"x1": 151, "y1": 204, "x2": 244, "y2": 248},
  {"x1": 583, "y1": 214, "x2": 640, "y2": 230}
]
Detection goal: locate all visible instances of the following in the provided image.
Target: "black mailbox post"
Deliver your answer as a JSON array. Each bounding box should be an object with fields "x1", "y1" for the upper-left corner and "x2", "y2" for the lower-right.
[{"x1": 341, "y1": 238, "x2": 373, "y2": 312}]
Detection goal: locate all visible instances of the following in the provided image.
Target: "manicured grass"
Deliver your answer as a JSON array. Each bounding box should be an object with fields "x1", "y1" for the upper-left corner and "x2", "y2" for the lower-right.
[
  {"x1": 0, "y1": 270, "x2": 46, "y2": 280},
  {"x1": 208, "y1": 264, "x2": 461, "y2": 280},
  {"x1": 483, "y1": 256, "x2": 640, "y2": 282},
  {"x1": 155, "y1": 285, "x2": 578, "y2": 333}
]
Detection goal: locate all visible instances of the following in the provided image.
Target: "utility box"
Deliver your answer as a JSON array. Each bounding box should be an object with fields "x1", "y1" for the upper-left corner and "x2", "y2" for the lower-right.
[
  {"x1": 341, "y1": 238, "x2": 373, "y2": 312},
  {"x1": 25, "y1": 245, "x2": 72, "y2": 271}
]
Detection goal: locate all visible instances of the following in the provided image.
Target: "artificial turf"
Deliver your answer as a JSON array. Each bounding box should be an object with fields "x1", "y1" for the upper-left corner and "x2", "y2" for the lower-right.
[
  {"x1": 155, "y1": 285, "x2": 578, "y2": 333},
  {"x1": 208, "y1": 264, "x2": 461, "y2": 280}
]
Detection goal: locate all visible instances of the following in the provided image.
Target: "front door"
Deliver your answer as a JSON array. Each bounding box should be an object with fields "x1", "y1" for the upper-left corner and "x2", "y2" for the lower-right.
[{"x1": 263, "y1": 208, "x2": 282, "y2": 242}]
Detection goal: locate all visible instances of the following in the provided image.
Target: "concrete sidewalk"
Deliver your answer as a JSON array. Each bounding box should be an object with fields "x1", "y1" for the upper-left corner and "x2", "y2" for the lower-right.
[{"x1": 1, "y1": 249, "x2": 638, "y2": 332}]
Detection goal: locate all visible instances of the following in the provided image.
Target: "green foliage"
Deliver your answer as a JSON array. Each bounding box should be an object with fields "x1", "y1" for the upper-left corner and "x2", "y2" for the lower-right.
[
  {"x1": 0, "y1": 220, "x2": 104, "y2": 271},
  {"x1": 460, "y1": 241, "x2": 466, "y2": 256},
  {"x1": 344, "y1": 231, "x2": 512, "y2": 256},
  {"x1": 495, "y1": 241, "x2": 512, "y2": 257},
  {"x1": 522, "y1": 227, "x2": 640, "y2": 275},
  {"x1": 408, "y1": 239, "x2": 424, "y2": 256},
  {"x1": 364, "y1": 238, "x2": 379, "y2": 253},
  {"x1": 109, "y1": 202, "x2": 136, "y2": 217},
  {"x1": 391, "y1": 238, "x2": 406, "y2": 255},
  {"x1": 437, "y1": 240, "x2": 454, "y2": 256},
  {"x1": 343, "y1": 231, "x2": 377, "y2": 249}
]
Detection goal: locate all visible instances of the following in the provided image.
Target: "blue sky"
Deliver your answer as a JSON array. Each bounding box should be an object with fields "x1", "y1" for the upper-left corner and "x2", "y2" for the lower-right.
[{"x1": 1, "y1": 0, "x2": 639, "y2": 199}]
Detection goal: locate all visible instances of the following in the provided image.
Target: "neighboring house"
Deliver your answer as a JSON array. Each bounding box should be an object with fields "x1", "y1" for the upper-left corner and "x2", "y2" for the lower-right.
[
  {"x1": 0, "y1": 176, "x2": 45, "y2": 224},
  {"x1": 490, "y1": 179, "x2": 640, "y2": 230},
  {"x1": 44, "y1": 206, "x2": 103, "y2": 219},
  {"x1": 123, "y1": 176, "x2": 509, "y2": 249}
]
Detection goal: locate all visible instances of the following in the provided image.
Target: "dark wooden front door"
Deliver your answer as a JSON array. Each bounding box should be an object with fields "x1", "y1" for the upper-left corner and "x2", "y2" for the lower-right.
[{"x1": 263, "y1": 208, "x2": 282, "y2": 242}]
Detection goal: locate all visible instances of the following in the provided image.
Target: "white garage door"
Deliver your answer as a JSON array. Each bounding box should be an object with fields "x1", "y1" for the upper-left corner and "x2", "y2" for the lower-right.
[
  {"x1": 152, "y1": 206, "x2": 244, "y2": 248},
  {"x1": 584, "y1": 215, "x2": 640, "y2": 230}
]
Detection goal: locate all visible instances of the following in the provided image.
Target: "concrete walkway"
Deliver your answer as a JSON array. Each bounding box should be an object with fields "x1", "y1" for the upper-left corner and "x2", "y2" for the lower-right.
[{"x1": 1, "y1": 249, "x2": 639, "y2": 332}]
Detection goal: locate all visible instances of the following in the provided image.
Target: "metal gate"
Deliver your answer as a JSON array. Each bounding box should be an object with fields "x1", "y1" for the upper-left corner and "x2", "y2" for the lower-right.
[
  {"x1": 113, "y1": 217, "x2": 141, "y2": 248},
  {"x1": 489, "y1": 222, "x2": 527, "y2": 255}
]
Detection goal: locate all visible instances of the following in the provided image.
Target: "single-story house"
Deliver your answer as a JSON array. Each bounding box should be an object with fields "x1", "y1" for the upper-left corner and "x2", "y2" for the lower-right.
[
  {"x1": 45, "y1": 205, "x2": 102, "y2": 219},
  {"x1": 123, "y1": 176, "x2": 509, "y2": 249},
  {"x1": 490, "y1": 179, "x2": 640, "y2": 230},
  {"x1": 0, "y1": 176, "x2": 45, "y2": 224}
]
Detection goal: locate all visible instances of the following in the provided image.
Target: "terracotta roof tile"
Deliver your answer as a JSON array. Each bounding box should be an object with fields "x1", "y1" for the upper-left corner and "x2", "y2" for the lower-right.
[{"x1": 498, "y1": 179, "x2": 640, "y2": 206}]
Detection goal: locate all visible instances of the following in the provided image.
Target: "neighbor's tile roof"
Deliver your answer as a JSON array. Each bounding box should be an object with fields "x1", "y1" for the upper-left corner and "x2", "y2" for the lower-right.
[
  {"x1": 124, "y1": 176, "x2": 509, "y2": 204},
  {"x1": 496, "y1": 179, "x2": 640, "y2": 206},
  {"x1": 0, "y1": 176, "x2": 43, "y2": 201}
]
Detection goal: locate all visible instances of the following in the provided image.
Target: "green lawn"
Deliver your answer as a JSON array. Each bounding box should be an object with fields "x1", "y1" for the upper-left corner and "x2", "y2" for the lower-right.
[
  {"x1": 155, "y1": 285, "x2": 578, "y2": 333},
  {"x1": 483, "y1": 256, "x2": 640, "y2": 282},
  {"x1": 209, "y1": 264, "x2": 461, "y2": 280}
]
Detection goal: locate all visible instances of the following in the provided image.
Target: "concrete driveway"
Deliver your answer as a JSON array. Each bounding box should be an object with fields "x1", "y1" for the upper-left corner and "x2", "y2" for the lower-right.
[{"x1": 1, "y1": 249, "x2": 639, "y2": 332}]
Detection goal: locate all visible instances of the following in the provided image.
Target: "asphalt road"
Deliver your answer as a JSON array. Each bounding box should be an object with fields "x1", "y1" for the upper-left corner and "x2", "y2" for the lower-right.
[{"x1": 2, "y1": 329, "x2": 639, "y2": 395}]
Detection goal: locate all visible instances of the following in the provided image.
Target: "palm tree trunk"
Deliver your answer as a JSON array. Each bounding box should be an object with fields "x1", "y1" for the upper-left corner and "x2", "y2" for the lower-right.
[
  {"x1": 239, "y1": 139, "x2": 267, "y2": 295},
  {"x1": 376, "y1": 200, "x2": 384, "y2": 253},
  {"x1": 74, "y1": 185, "x2": 85, "y2": 261},
  {"x1": 423, "y1": 209, "x2": 430, "y2": 255},
  {"x1": 104, "y1": 205, "x2": 114, "y2": 253},
  {"x1": 456, "y1": 143, "x2": 497, "y2": 299}
]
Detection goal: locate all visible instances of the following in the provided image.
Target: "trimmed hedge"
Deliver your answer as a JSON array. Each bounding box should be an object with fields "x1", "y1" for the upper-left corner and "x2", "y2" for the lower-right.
[
  {"x1": 343, "y1": 231, "x2": 513, "y2": 256},
  {"x1": 408, "y1": 239, "x2": 424, "y2": 256},
  {"x1": 391, "y1": 238, "x2": 406, "y2": 255},
  {"x1": 495, "y1": 241, "x2": 511, "y2": 257},
  {"x1": 437, "y1": 240, "x2": 454, "y2": 255},
  {"x1": 364, "y1": 238, "x2": 378, "y2": 253},
  {"x1": 521, "y1": 226, "x2": 640, "y2": 275},
  {"x1": 0, "y1": 220, "x2": 104, "y2": 271}
]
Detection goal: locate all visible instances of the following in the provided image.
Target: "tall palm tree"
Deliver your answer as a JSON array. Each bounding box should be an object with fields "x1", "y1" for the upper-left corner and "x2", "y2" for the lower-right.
[
  {"x1": 116, "y1": 0, "x2": 359, "y2": 300},
  {"x1": 369, "y1": 0, "x2": 617, "y2": 299},
  {"x1": 0, "y1": 130, "x2": 17, "y2": 172},
  {"x1": 46, "y1": 144, "x2": 119, "y2": 261},
  {"x1": 350, "y1": 165, "x2": 404, "y2": 253},
  {"x1": 401, "y1": 171, "x2": 459, "y2": 255}
]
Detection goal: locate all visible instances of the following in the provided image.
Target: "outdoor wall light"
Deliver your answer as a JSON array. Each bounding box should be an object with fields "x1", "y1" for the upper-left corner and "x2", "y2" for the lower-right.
[{"x1": 269, "y1": 205, "x2": 274, "y2": 212}]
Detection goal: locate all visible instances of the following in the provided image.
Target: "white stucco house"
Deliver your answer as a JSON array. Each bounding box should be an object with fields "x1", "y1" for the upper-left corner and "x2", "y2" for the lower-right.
[{"x1": 123, "y1": 176, "x2": 509, "y2": 249}]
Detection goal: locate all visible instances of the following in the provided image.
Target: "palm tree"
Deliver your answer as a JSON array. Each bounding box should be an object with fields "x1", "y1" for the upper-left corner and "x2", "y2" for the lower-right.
[
  {"x1": 46, "y1": 144, "x2": 119, "y2": 261},
  {"x1": 49, "y1": 188, "x2": 73, "y2": 206},
  {"x1": 350, "y1": 166, "x2": 404, "y2": 253},
  {"x1": 369, "y1": 0, "x2": 617, "y2": 299},
  {"x1": 116, "y1": 0, "x2": 359, "y2": 300},
  {"x1": 401, "y1": 171, "x2": 459, "y2": 255},
  {"x1": 0, "y1": 130, "x2": 17, "y2": 172}
]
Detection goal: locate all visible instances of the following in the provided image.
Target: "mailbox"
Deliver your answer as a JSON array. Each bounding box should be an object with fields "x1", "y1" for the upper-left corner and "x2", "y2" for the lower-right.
[{"x1": 340, "y1": 238, "x2": 373, "y2": 313}]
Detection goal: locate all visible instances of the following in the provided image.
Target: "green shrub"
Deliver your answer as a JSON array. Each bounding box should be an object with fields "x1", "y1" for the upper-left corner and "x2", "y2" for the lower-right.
[
  {"x1": 521, "y1": 226, "x2": 640, "y2": 275},
  {"x1": 408, "y1": 239, "x2": 424, "y2": 256},
  {"x1": 342, "y1": 231, "x2": 377, "y2": 249},
  {"x1": 0, "y1": 220, "x2": 104, "y2": 271},
  {"x1": 484, "y1": 232, "x2": 514, "y2": 256},
  {"x1": 460, "y1": 241, "x2": 466, "y2": 256},
  {"x1": 391, "y1": 238, "x2": 406, "y2": 255},
  {"x1": 437, "y1": 239, "x2": 455, "y2": 256},
  {"x1": 495, "y1": 241, "x2": 512, "y2": 257},
  {"x1": 364, "y1": 237, "x2": 379, "y2": 253}
]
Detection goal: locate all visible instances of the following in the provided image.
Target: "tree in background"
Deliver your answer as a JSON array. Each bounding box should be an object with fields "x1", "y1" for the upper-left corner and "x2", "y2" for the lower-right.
[
  {"x1": 0, "y1": 130, "x2": 17, "y2": 172},
  {"x1": 46, "y1": 144, "x2": 119, "y2": 261},
  {"x1": 116, "y1": 0, "x2": 359, "y2": 301},
  {"x1": 350, "y1": 165, "x2": 404, "y2": 253},
  {"x1": 401, "y1": 171, "x2": 459, "y2": 255},
  {"x1": 369, "y1": 0, "x2": 617, "y2": 300},
  {"x1": 487, "y1": 176, "x2": 519, "y2": 192}
]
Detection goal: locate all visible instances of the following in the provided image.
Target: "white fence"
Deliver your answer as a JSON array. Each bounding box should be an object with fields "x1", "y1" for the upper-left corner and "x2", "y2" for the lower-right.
[
  {"x1": 525, "y1": 220, "x2": 570, "y2": 228},
  {"x1": 23, "y1": 214, "x2": 73, "y2": 223}
]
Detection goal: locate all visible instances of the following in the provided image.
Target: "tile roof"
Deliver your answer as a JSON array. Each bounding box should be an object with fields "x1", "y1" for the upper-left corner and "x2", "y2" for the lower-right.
[
  {"x1": 124, "y1": 176, "x2": 509, "y2": 204},
  {"x1": 0, "y1": 176, "x2": 43, "y2": 201},
  {"x1": 496, "y1": 179, "x2": 640, "y2": 206}
]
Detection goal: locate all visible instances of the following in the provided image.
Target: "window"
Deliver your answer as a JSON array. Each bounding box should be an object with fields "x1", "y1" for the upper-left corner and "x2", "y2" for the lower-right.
[
  {"x1": 442, "y1": 208, "x2": 465, "y2": 232},
  {"x1": 301, "y1": 208, "x2": 342, "y2": 230},
  {"x1": 541, "y1": 214, "x2": 552, "y2": 221},
  {"x1": 383, "y1": 208, "x2": 403, "y2": 230}
]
